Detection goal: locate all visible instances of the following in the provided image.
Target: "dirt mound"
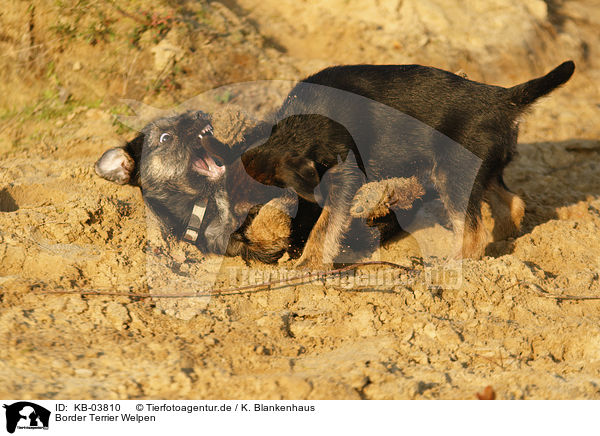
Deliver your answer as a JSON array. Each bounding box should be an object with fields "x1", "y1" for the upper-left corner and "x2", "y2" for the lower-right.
[{"x1": 1, "y1": 0, "x2": 600, "y2": 399}]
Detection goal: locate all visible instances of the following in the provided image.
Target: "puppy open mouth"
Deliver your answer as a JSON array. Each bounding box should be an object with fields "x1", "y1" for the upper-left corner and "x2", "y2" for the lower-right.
[
  {"x1": 191, "y1": 150, "x2": 225, "y2": 179},
  {"x1": 191, "y1": 123, "x2": 225, "y2": 180}
]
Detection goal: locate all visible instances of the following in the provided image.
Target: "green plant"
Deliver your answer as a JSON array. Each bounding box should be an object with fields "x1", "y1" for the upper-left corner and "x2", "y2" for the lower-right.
[
  {"x1": 50, "y1": 0, "x2": 116, "y2": 46},
  {"x1": 215, "y1": 90, "x2": 233, "y2": 104},
  {"x1": 150, "y1": 72, "x2": 181, "y2": 94},
  {"x1": 49, "y1": 22, "x2": 78, "y2": 40},
  {"x1": 129, "y1": 10, "x2": 176, "y2": 48},
  {"x1": 110, "y1": 104, "x2": 135, "y2": 135},
  {"x1": 83, "y1": 11, "x2": 116, "y2": 45}
]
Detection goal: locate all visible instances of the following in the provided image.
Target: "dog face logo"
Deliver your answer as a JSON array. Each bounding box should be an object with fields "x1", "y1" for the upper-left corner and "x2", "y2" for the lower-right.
[{"x1": 3, "y1": 402, "x2": 50, "y2": 433}]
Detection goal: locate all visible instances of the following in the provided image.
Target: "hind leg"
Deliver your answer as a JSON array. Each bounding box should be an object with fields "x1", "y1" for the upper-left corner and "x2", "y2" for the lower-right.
[
  {"x1": 432, "y1": 165, "x2": 491, "y2": 259},
  {"x1": 484, "y1": 176, "x2": 525, "y2": 241},
  {"x1": 461, "y1": 213, "x2": 490, "y2": 258}
]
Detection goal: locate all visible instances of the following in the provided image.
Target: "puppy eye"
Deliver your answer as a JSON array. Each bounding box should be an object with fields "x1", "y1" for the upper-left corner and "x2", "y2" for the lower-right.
[{"x1": 159, "y1": 133, "x2": 172, "y2": 144}]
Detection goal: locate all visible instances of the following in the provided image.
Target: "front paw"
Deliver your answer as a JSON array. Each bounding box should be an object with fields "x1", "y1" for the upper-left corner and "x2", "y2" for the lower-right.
[
  {"x1": 245, "y1": 205, "x2": 291, "y2": 248},
  {"x1": 225, "y1": 229, "x2": 286, "y2": 264},
  {"x1": 351, "y1": 177, "x2": 425, "y2": 220},
  {"x1": 233, "y1": 205, "x2": 290, "y2": 263}
]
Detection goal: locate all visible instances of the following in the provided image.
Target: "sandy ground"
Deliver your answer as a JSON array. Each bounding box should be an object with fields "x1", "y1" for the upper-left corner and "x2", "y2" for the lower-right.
[{"x1": 1, "y1": 0, "x2": 600, "y2": 399}]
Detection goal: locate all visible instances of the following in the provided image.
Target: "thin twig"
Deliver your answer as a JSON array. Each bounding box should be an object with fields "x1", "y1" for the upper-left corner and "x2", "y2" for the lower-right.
[
  {"x1": 33, "y1": 260, "x2": 412, "y2": 299},
  {"x1": 474, "y1": 353, "x2": 504, "y2": 369},
  {"x1": 508, "y1": 281, "x2": 600, "y2": 301}
]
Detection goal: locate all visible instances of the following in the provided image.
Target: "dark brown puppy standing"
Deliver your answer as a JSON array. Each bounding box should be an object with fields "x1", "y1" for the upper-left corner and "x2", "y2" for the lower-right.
[{"x1": 237, "y1": 61, "x2": 574, "y2": 268}]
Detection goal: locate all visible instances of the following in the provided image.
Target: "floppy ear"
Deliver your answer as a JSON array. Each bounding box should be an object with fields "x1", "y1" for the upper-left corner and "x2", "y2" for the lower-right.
[
  {"x1": 279, "y1": 156, "x2": 321, "y2": 201},
  {"x1": 95, "y1": 147, "x2": 135, "y2": 185},
  {"x1": 95, "y1": 133, "x2": 143, "y2": 185}
]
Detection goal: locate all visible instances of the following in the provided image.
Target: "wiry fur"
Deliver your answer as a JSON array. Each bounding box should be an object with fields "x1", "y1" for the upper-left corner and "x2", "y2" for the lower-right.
[
  {"x1": 95, "y1": 110, "x2": 239, "y2": 253},
  {"x1": 96, "y1": 109, "x2": 303, "y2": 263}
]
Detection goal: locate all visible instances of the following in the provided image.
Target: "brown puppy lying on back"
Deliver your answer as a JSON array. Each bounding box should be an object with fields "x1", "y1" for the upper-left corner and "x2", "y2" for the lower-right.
[{"x1": 231, "y1": 61, "x2": 574, "y2": 268}]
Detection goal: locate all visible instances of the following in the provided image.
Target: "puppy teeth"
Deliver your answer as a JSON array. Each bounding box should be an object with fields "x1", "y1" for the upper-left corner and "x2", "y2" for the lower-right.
[{"x1": 199, "y1": 124, "x2": 213, "y2": 136}]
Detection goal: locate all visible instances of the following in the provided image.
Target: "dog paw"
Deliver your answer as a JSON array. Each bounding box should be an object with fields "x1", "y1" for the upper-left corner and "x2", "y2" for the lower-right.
[
  {"x1": 350, "y1": 182, "x2": 388, "y2": 219},
  {"x1": 226, "y1": 204, "x2": 291, "y2": 264},
  {"x1": 351, "y1": 177, "x2": 425, "y2": 220},
  {"x1": 245, "y1": 205, "x2": 291, "y2": 246}
]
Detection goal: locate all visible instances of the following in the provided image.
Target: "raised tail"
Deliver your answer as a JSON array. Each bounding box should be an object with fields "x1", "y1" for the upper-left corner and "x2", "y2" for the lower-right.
[{"x1": 509, "y1": 60, "x2": 575, "y2": 107}]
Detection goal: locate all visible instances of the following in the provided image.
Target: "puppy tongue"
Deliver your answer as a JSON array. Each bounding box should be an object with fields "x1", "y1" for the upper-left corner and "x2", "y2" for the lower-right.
[
  {"x1": 192, "y1": 155, "x2": 225, "y2": 180},
  {"x1": 193, "y1": 158, "x2": 209, "y2": 172}
]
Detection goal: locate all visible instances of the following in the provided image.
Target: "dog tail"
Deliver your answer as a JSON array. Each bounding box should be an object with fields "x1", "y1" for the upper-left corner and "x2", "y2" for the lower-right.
[{"x1": 509, "y1": 60, "x2": 574, "y2": 107}]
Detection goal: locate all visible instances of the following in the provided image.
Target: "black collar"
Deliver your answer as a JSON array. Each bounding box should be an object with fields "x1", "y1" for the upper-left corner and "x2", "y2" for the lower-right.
[{"x1": 182, "y1": 199, "x2": 208, "y2": 243}]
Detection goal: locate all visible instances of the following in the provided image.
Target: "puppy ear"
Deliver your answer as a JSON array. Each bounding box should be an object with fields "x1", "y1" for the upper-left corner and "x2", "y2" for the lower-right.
[
  {"x1": 95, "y1": 133, "x2": 144, "y2": 185},
  {"x1": 280, "y1": 156, "x2": 321, "y2": 201},
  {"x1": 95, "y1": 147, "x2": 135, "y2": 185}
]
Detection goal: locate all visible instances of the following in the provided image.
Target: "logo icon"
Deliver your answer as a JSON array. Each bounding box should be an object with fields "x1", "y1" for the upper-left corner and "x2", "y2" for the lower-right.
[{"x1": 3, "y1": 402, "x2": 50, "y2": 434}]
